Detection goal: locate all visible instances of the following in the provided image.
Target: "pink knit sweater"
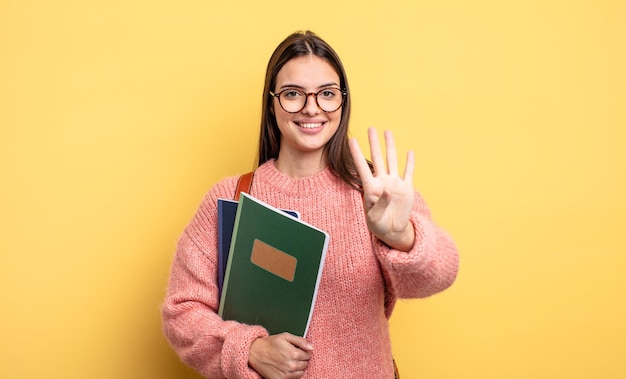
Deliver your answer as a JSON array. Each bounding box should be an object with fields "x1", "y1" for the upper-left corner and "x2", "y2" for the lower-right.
[{"x1": 162, "y1": 160, "x2": 459, "y2": 378}]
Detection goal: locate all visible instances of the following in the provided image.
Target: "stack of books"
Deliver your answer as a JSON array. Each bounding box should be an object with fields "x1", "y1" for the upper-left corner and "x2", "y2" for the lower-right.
[{"x1": 217, "y1": 193, "x2": 329, "y2": 337}]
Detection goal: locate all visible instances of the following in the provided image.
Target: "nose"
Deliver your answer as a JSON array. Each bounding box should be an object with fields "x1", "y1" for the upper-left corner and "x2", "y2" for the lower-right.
[{"x1": 301, "y1": 93, "x2": 321, "y2": 114}]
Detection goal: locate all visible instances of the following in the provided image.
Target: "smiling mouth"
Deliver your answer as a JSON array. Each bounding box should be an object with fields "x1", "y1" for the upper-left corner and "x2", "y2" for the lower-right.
[{"x1": 296, "y1": 122, "x2": 325, "y2": 129}]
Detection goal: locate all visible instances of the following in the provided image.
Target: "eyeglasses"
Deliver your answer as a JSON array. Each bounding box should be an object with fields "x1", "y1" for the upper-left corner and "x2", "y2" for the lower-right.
[{"x1": 270, "y1": 87, "x2": 348, "y2": 113}]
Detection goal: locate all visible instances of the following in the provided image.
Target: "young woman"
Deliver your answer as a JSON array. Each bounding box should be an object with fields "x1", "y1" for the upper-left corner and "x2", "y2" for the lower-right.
[{"x1": 162, "y1": 31, "x2": 459, "y2": 379}]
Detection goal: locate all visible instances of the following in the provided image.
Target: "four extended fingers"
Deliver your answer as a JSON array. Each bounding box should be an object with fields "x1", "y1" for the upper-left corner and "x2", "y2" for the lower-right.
[
  {"x1": 352, "y1": 127, "x2": 412, "y2": 181},
  {"x1": 350, "y1": 127, "x2": 415, "y2": 182}
]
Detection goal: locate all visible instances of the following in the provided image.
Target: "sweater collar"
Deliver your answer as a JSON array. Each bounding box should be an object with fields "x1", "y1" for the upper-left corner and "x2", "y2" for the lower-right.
[{"x1": 255, "y1": 159, "x2": 342, "y2": 196}]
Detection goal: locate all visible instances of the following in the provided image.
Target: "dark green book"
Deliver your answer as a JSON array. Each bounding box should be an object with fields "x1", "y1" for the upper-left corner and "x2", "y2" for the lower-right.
[
  {"x1": 217, "y1": 192, "x2": 329, "y2": 337},
  {"x1": 217, "y1": 198, "x2": 299, "y2": 297}
]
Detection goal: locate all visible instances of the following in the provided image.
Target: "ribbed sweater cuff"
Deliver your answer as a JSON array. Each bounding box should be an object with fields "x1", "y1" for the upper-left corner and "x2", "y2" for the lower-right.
[
  {"x1": 372, "y1": 214, "x2": 432, "y2": 267},
  {"x1": 222, "y1": 322, "x2": 269, "y2": 379}
]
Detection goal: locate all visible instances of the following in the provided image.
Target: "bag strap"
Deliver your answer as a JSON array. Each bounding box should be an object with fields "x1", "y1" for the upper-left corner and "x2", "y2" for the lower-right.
[{"x1": 234, "y1": 171, "x2": 254, "y2": 199}]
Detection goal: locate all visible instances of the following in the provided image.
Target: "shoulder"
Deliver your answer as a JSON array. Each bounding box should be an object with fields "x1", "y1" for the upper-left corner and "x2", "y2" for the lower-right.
[
  {"x1": 206, "y1": 175, "x2": 241, "y2": 202},
  {"x1": 194, "y1": 173, "x2": 251, "y2": 215}
]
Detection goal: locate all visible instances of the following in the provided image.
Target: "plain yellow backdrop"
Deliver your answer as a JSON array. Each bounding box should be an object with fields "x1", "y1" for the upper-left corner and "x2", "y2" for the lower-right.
[{"x1": 1, "y1": 1, "x2": 624, "y2": 378}]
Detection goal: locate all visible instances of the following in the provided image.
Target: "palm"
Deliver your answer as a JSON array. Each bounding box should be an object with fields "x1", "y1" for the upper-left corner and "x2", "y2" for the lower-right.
[{"x1": 349, "y1": 128, "x2": 415, "y2": 250}]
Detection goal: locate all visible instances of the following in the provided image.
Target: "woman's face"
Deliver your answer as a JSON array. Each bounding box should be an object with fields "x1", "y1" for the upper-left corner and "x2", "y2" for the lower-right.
[{"x1": 272, "y1": 55, "x2": 342, "y2": 161}]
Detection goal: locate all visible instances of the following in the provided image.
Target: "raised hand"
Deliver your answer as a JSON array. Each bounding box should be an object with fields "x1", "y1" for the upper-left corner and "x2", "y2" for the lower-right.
[
  {"x1": 249, "y1": 333, "x2": 313, "y2": 379},
  {"x1": 348, "y1": 127, "x2": 416, "y2": 251}
]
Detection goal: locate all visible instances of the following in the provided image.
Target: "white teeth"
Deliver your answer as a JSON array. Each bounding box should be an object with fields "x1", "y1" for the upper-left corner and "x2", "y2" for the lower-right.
[{"x1": 299, "y1": 122, "x2": 323, "y2": 129}]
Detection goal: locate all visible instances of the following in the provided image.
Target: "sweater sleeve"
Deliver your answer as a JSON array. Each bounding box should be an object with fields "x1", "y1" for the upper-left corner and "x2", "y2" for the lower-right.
[
  {"x1": 161, "y1": 185, "x2": 268, "y2": 379},
  {"x1": 372, "y1": 192, "x2": 460, "y2": 300}
]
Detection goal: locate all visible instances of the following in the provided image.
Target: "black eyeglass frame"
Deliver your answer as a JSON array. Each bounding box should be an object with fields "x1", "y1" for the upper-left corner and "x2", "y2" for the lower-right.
[{"x1": 269, "y1": 88, "x2": 348, "y2": 114}]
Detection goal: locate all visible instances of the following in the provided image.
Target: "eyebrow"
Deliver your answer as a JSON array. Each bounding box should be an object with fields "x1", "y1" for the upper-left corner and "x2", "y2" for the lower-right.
[{"x1": 278, "y1": 82, "x2": 341, "y2": 90}]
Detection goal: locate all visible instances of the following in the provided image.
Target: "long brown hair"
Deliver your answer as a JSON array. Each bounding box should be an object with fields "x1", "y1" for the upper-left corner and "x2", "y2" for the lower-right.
[{"x1": 256, "y1": 31, "x2": 362, "y2": 190}]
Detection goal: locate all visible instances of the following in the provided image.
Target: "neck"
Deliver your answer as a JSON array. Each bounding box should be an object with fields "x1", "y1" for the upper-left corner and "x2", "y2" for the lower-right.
[{"x1": 275, "y1": 150, "x2": 328, "y2": 178}]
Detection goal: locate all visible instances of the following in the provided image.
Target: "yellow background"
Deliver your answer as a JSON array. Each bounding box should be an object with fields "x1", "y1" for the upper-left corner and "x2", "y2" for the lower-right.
[{"x1": 1, "y1": 1, "x2": 624, "y2": 378}]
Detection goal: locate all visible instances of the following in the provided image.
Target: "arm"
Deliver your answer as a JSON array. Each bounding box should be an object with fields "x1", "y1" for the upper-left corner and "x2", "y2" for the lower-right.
[
  {"x1": 162, "y1": 185, "x2": 315, "y2": 379},
  {"x1": 161, "y1": 190, "x2": 267, "y2": 379},
  {"x1": 349, "y1": 127, "x2": 459, "y2": 299},
  {"x1": 372, "y1": 192, "x2": 459, "y2": 299}
]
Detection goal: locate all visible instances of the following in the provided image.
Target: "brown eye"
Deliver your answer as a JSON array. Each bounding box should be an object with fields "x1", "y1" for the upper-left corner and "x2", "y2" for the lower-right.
[
  {"x1": 319, "y1": 89, "x2": 338, "y2": 99},
  {"x1": 282, "y1": 90, "x2": 304, "y2": 99}
]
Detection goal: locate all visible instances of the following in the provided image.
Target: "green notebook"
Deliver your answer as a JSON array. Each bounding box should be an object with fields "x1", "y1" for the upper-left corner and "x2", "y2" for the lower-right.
[{"x1": 218, "y1": 192, "x2": 329, "y2": 337}]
